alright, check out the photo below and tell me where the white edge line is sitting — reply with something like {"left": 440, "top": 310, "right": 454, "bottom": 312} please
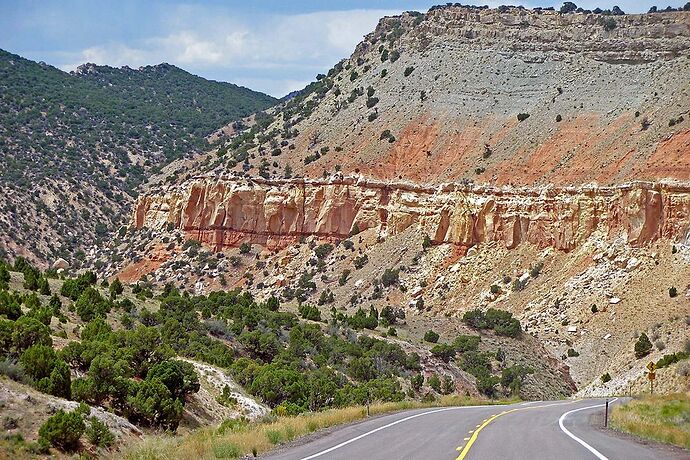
{"left": 558, "top": 398, "right": 618, "bottom": 460}
{"left": 520, "top": 400, "right": 544, "bottom": 406}
{"left": 299, "top": 405, "right": 495, "bottom": 460}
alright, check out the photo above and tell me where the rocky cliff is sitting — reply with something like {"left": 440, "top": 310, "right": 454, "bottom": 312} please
{"left": 134, "top": 176, "right": 690, "bottom": 252}
{"left": 116, "top": 5, "right": 690, "bottom": 399}
{"left": 182, "top": 6, "right": 690, "bottom": 187}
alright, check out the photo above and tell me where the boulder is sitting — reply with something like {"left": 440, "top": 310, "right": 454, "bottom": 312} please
{"left": 626, "top": 257, "right": 640, "bottom": 270}
{"left": 52, "top": 258, "right": 70, "bottom": 270}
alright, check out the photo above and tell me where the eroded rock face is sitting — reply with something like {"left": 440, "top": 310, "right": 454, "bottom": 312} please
{"left": 133, "top": 176, "right": 690, "bottom": 251}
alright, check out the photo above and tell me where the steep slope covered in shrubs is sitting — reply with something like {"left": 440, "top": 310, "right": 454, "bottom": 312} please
{"left": 0, "top": 50, "right": 276, "bottom": 266}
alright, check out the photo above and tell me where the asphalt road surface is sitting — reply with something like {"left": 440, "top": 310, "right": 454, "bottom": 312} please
{"left": 265, "top": 399, "right": 689, "bottom": 460}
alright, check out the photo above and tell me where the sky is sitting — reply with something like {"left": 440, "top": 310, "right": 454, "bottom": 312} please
{"left": 1, "top": 1, "right": 686, "bottom": 97}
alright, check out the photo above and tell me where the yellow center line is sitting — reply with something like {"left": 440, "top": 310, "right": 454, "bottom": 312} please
{"left": 455, "top": 400, "right": 581, "bottom": 460}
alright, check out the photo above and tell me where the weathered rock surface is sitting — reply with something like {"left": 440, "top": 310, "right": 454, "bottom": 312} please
{"left": 185, "top": 7, "right": 690, "bottom": 188}
{"left": 133, "top": 176, "right": 690, "bottom": 252}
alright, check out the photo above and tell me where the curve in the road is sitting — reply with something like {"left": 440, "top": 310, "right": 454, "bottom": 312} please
{"left": 455, "top": 400, "right": 580, "bottom": 459}
{"left": 301, "top": 405, "right": 489, "bottom": 460}
{"left": 265, "top": 398, "right": 676, "bottom": 460}
{"left": 558, "top": 398, "right": 618, "bottom": 460}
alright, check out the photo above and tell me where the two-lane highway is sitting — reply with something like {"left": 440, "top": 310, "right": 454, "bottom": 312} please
{"left": 265, "top": 399, "right": 688, "bottom": 460}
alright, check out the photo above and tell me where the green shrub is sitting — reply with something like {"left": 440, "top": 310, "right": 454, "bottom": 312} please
{"left": 462, "top": 309, "right": 487, "bottom": 329}
{"left": 600, "top": 17, "right": 617, "bottom": 31}
{"left": 339, "top": 269, "right": 350, "bottom": 286}
{"left": 500, "top": 365, "right": 533, "bottom": 395}
{"left": 0, "top": 357, "right": 30, "bottom": 383}
{"left": 38, "top": 410, "right": 85, "bottom": 451}
{"left": 669, "top": 286, "right": 678, "bottom": 298}
{"left": 85, "top": 417, "right": 115, "bottom": 448}
{"left": 635, "top": 333, "right": 653, "bottom": 359}
{"left": 441, "top": 375, "right": 454, "bottom": 395}
{"left": 366, "top": 97, "right": 379, "bottom": 108}
{"left": 453, "top": 335, "right": 481, "bottom": 353}
{"left": 213, "top": 441, "right": 241, "bottom": 458}
{"left": 317, "top": 290, "right": 334, "bottom": 306}
{"left": 410, "top": 374, "right": 423, "bottom": 391}
{"left": 314, "top": 243, "right": 333, "bottom": 259}
{"left": 129, "top": 379, "right": 184, "bottom": 431}
{"left": 381, "top": 268, "right": 399, "bottom": 287}
{"left": 298, "top": 304, "right": 321, "bottom": 322}
{"left": 529, "top": 261, "right": 544, "bottom": 278}
{"left": 430, "top": 344, "right": 456, "bottom": 363}
{"left": 404, "top": 66, "right": 415, "bottom": 77}
{"left": 0, "top": 291, "right": 22, "bottom": 320}
{"left": 379, "top": 130, "right": 395, "bottom": 143}
{"left": 428, "top": 374, "right": 441, "bottom": 392}
{"left": 47, "top": 360, "right": 71, "bottom": 399}
{"left": 12, "top": 316, "right": 52, "bottom": 353}
{"left": 656, "top": 351, "right": 690, "bottom": 369}
{"left": 517, "top": 113, "right": 530, "bottom": 122}
{"left": 60, "top": 272, "right": 96, "bottom": 301}
{"left": 74, "top": 287, "right": 110, "bottom": 322}
{"left": 109, "top": 278, "right": 123, "bottom": 299}
{"left": 146, "top": 360, "right": 200, "bottom": 401}
{"left": 560, "top": 1, "right": 577, "bottom": 13}
{"left": 601, "top": 372, "right": 612, "bottom": 383}
{"left": 423, "top": 330, "right": 439, "bottom": 343}
{"left": 354, "top": 255, "right": 369, "bottom": 269}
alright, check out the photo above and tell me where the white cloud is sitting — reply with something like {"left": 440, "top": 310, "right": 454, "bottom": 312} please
{"left": 59, "top": 43, "right": 149, "bottom": 71}
{"left": 57, "top": 7, "right": 394, "bottom": 95}
{"left": 234, "top": 77, "right": 313, "bottom": 98}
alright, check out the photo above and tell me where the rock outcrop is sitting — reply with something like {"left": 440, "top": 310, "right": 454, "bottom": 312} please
{"left": 191, "top": 7, "right": 690, "bottom": 188}
{"left": 133, "top": 176, "right": 690, "bottom": 252}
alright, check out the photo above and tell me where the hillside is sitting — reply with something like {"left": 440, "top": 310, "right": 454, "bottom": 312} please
{"left": 179, "top": 6, "right": 690, "bottom": 185}
{"left": 117, "top": 5, "right": 690, "bottom": 401}
{"left": 0, "top": 257, "right": 568, "bottom": 457}
{"left": 3, "top": 3, "right": 690, "bottom": 457}
{"left": 0, "top": 50, "right": 276, "bottom": 267}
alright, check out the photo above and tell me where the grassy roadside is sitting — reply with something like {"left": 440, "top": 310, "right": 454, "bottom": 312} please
{"left": 121, "top": 395, "right": 517, "bottom": 459}
{"left": 610, "top": 393, "right": 690, "bottom": 450}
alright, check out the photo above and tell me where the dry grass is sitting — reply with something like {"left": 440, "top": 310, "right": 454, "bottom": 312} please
{"left": 120, "top": 395, "right": 513, "bottom": 459}
{"left": 610, "top": 393, "right": 690, "bottom": 450}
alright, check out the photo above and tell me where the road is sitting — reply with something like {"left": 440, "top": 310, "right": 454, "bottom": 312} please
{"left": 265, "top": 399, "right": 689, "bottom": 460}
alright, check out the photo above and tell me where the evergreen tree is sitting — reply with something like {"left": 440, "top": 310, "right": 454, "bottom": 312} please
{"left": 635, "top": 333, "right": 653, "bottom": 359}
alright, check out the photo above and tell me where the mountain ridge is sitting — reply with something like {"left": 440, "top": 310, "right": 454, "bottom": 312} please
{"left": 0, "top": 48, "right": 277, "bottom": 267}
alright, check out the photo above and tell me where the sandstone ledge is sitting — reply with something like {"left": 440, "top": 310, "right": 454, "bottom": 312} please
{"left": 133, "top": 176, "right": 690, "bottom": 252}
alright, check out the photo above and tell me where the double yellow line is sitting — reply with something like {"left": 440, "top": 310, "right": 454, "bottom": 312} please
{"left": 456, "top": 400, "right": 581, "bottom": 460}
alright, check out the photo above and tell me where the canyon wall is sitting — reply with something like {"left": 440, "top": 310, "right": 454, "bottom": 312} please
{"left": 134, "top": 176, "right": 690, "bottom": 251}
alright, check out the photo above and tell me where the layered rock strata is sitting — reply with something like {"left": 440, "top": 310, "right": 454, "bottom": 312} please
{"left": 133, "top": 176, "right": 690, "bottom": 251}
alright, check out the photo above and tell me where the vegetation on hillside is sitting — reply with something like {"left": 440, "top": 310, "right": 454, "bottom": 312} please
{"left": 0, "top": 252, "right": 543, "bottom": 455}
{"left": 0, "top": 49, "right": 276, "bottom": 264}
